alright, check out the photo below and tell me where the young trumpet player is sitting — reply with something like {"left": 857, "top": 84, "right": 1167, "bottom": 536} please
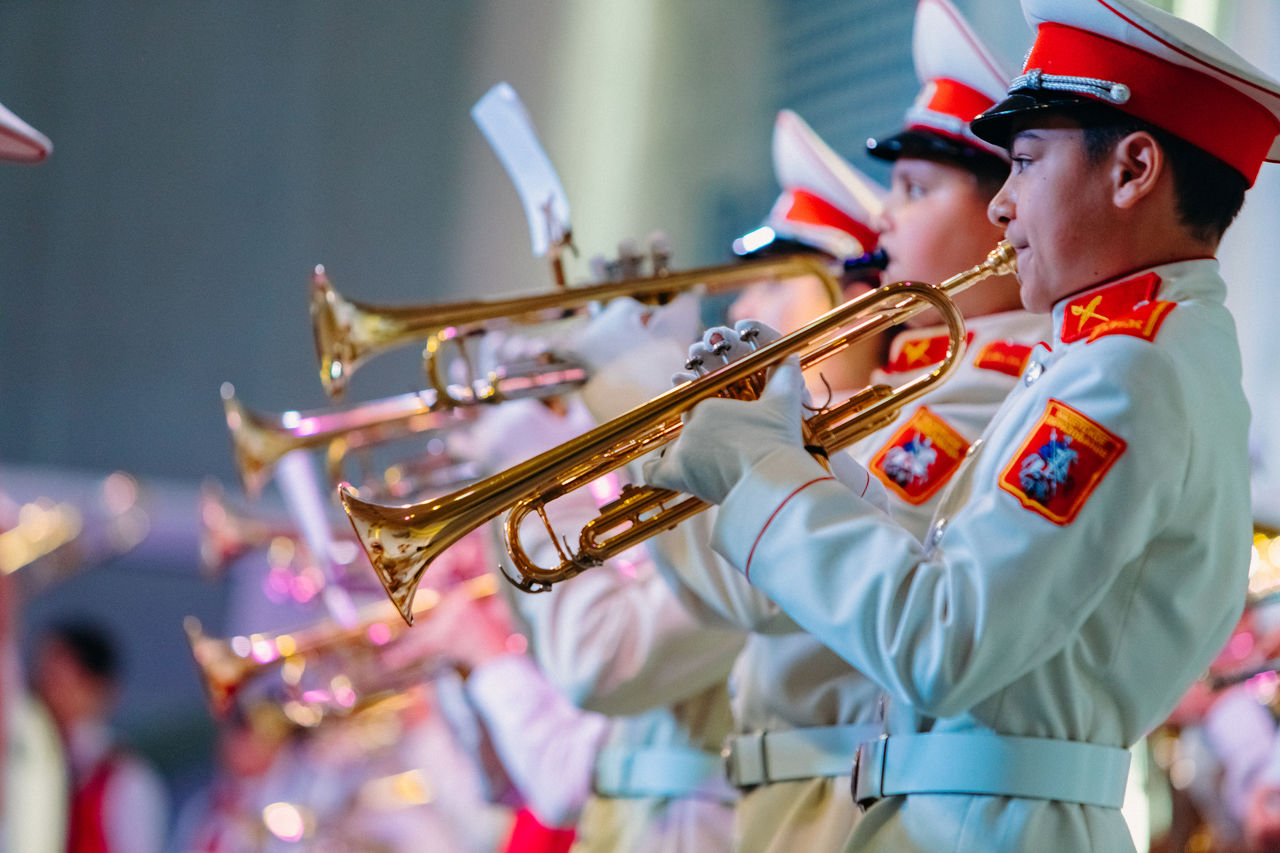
{"left": 646, "top": 0, "right": 1280, "bottom": 849}
{"left": 641, "top": 3, "right": 1051, "bottom": 850}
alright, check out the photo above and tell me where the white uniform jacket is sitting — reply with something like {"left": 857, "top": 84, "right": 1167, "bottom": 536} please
{"left": 648, "top": 310, "right": 1047, "bottom": 851}
{"left": 706, "top": 259, "right": 1251, "bottom": 852}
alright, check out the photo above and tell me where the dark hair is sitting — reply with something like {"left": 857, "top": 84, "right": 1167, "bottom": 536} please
{"left": 47, "top": 620, "right": 120, "bottom": 682}
{"left": 963, "top": 153, "right": 1013, "bottom": 199}
{"left": 1073, "top": 104, "right": 1247, "bottom": 243}
{"left": 867, "top": 129, "right": 1010, "bottom": 198}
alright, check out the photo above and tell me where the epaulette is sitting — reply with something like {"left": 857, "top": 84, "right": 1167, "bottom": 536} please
{"left": 972, "top": 340, "right": 1034, "bottom": 377}
{"left": 1059, "top": 272, "right": 1176, "bottom": 345}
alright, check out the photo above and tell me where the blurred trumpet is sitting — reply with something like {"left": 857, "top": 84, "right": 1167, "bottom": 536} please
{"left": 222, "top": 381, "right": 495, "bottom": 500}
{"left": 184, "top": 574, "right": 497, "bottom": 721}
{"left": 0, "top": 471, "right": 149, "bottom": 593}
{"left": 311, "top": 253, "right": 842, "bottom": 398}
{"left": 197, "top": 481, "right": 361, "bottom": 579}
{"left": 343, "top": 244, "right": 1015, "bottom": 623}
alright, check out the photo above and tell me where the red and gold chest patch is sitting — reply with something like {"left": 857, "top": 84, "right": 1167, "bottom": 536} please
{"left": 870, "top": 406, "right": 969, "bottom": 505}
{"left": 972, "top": 340, "right": 1034, "bottom": 377}
{"left": 884, "top": 331, "right": 974, "bottom": 374}
{"left": 998, "top": 399, "right": 1126, "bottom": 525}
{"left": 1060, "top": 272, "right": 1177, "bottom": 345}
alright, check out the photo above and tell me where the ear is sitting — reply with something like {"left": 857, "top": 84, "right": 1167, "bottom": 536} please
{"left": 1109, "top": 131, "right": 1164, "bottom": 209}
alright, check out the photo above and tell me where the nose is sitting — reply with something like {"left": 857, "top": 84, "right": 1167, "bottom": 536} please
{"left": 987, "top": 178, "right": 1014, "bottom": 228}
{"left": 870, "top": 203, "right": 891, "bottom": 234}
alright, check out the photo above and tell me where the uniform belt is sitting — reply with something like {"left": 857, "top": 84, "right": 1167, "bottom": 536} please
{"left": 852, "top": 733, "right": 1131, "bottom": 810}
{"left": 592, "top": 745, "right": 731, "bottom": 800}
{"left": 723, "top": 723, "right": 882, "bottom": 788}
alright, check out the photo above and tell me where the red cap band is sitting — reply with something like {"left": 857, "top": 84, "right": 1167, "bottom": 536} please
{"left": 923, "top": 78, "right": 997, "bottom": 123}
{"left": 1026, "top": 22, "right": 1280, "bottom": 182}
{"left": 783, "top": 189, "right": 878, "bottom": 251}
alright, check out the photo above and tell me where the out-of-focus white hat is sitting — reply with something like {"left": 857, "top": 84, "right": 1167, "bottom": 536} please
{"left": 735, "top": 109, "right": 885, "bottom": 263}
{"left": 867, "top": 0, "right": 1014, "bottom": 164}
{"left": 0, "top": 99, "right": 50, "bottom": 163}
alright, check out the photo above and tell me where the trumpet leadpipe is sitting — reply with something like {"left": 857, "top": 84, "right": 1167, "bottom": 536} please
{"left": 311, "top": 253, "right": 842, "bottom": 398}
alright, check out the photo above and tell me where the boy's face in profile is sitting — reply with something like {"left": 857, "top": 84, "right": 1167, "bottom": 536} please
{"left": 988, "top": 115, "right": 1116, "bottom": 313}
{"left": 877, "top": 157, "right": 1005, "bottom": 292}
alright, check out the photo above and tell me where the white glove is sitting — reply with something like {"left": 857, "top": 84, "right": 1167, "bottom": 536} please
{"left": 643, "top": 357, "right": 806, "bottom": 504}
{"left": 449, "top": 395, "right": 597, "bottom": 475}
{"left": 566, "top": 293, "right": 701, "bottom": 423}
{"left": 658, "top": 318, "right": 892, "bottom": 511}
{"left": 672, "top": 319, "right": 781, "bottom": 386}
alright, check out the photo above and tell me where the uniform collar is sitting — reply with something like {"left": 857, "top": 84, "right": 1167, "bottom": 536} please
{"left": 1050, "top": 257, "right": 1221, "bottom": 345}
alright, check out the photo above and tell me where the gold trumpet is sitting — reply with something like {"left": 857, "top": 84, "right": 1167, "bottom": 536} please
{"left": 311, "top": 253, "right": 843, "bottom": 398}
{"left": 184, "top": 574, "right": 497, "bottom": 720}
{"left": 222, "top": 381, "right": 491, "bottom": 499}
{"left": 342, "top": 244, "right": 1016, "bottom": 624}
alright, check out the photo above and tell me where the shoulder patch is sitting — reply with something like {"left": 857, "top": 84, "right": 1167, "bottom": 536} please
{"left": 870, "top": 406, "right": 969, "bottom": 505}
{"left": 1060, "top": 271, "right": 1176, "bottom": 345}
{"left": 998, "top": 399, "right": 1126, "bottom": 525}
{"left": 973, "top": 340, "right": 1034, "bottom": 377}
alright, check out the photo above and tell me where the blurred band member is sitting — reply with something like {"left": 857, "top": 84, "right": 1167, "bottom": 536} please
{"left": 33, "top": 621, "right": 168, "bottom": 853}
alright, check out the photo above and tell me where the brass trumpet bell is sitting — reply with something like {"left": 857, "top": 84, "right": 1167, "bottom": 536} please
{"left": 221, "top": 382, "right": 481, "bottom": 499}
{"left": 342, "top": 244, "right": 1016, "bottom": 625}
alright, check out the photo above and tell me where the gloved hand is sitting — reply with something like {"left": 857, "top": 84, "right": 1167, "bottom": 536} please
{"left": 643, "top": 356, "right": 806, "bottom": 505}
{"left": 449, "top": 395, "right": 597, "bottom": 476}
{"left": 655, "top": 318, "right": 891, "bottom": 511}
{"left": 565, "top": 293, "right": 701, "bottom": 423}
{"left": 671, "top": 319, "right": 782, "bottom": 386}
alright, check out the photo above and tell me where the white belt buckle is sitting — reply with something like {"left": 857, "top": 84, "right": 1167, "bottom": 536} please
{"left": 723, "top": 731, "right": 767, "bottom": 789}
{"left": 852, "top": 735, "right": 888, "bottom": 811}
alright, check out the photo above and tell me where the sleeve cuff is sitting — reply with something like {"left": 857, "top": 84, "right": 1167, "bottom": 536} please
{"left": 711, "top": 444, "right": 834, "bottom": 578}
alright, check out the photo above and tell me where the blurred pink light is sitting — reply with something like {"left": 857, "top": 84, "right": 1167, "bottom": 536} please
{"left": 367, "top": 623, "right": 392, "bottom": 645}
{"left": 1227, "top": 631, "right": 1255, "bottom": 661}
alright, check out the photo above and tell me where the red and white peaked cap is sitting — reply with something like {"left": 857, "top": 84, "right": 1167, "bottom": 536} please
{"left": 0, "top": 99, "right": 50, "bottom": 164}
{"left": 735, "top": 110, "right": 885, "bottom": 262}
{"left": 971, "top": 0, "right": 1280, "bottom": 185}
{"left": 868, "top": 0, "right": 1014, "bottom": 163}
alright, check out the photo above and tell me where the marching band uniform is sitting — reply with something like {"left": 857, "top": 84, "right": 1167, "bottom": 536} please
{"left": 647, "top": 6, "right": 1046, "bottom": 851}
{"left": 652, "top": 305, "right": 1047, "bottom": 853}
{"left": 646, "top": 0, "right": 1280, "bottom": 850}
{"left": 461, "top": 301, "right": 744, "bottom": 852}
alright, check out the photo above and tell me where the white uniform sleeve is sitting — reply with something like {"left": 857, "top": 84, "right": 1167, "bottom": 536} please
{"left": 711, "top": 337, "right": 1235, "bottom": 719}
{"left": 645, "top": 449, "right": 890, "bottom": 635}
{"left": 466, "top": 653, "right": 608, "bottom": 827}
{"left": 512, "top": 555, "right": 744, "bottom": 715}
{"left": 103, "top": 754, "right": 168, "bottom": 853}
{"left": 647, "top": 511, "right": 794, "bottom": 633}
